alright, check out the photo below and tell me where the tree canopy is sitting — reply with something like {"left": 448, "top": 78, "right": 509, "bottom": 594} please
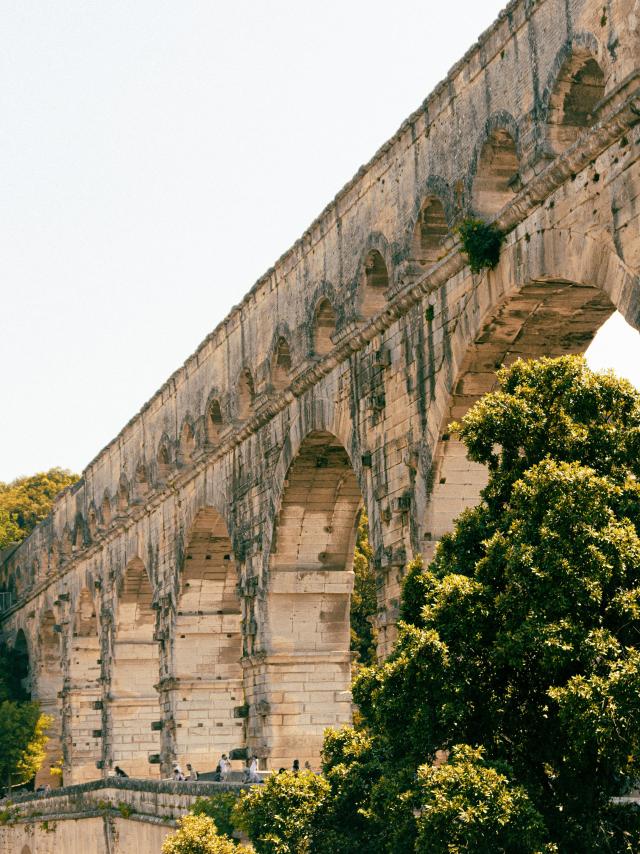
{"left": 161, "top": 813, "right": 249, "bottom": 854}
{"left": 0, "top": 468, "right": 79, "bottom": 550}
{"left": 0, "top": 639, "right": 50, "bottom": 792}
{"left": 237, "top": 356, "right": 640, "bottom": 853}
{"left": 0, "top": 700, "right": 50, "bottom": 792}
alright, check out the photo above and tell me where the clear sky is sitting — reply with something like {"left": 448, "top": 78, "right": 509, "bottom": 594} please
{"left": 1, "top": 1, "right": 638, "bottom": 483}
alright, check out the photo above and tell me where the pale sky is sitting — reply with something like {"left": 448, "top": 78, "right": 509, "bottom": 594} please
{"left": 1, "top": 1, "right": 638, "bottom": 483}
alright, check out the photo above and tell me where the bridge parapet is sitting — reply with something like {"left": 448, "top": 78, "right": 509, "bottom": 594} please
{"left": 3, "top": 776, "right": 247, "bottom": 821}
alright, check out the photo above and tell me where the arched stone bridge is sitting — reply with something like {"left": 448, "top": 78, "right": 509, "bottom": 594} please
{"left": 1, "top": 0, "right": 639, "bottom": 787}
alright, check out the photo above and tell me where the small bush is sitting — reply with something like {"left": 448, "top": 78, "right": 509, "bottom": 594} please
{"left": 161, "top": 813, "right": 248, "bottom": 854}
{"left": 457, "top": 218, "right": 505, "bottom": 273}
{"left": 193, "top": 791, "right": 239, "bottom": 838}
{"left": 117, "top": 801, "right": 134, "bottom": 818}
{"left": 233, "top": 770, "right": 330, "bottom": 854}
{"left": 0, "top": 806, "right": 16, "bottom": 826}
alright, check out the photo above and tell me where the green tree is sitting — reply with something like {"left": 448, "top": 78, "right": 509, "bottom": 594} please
{"left": 415, "top": 744, "right": 551, "bottom": 853}
{"left": 260, "top": 357, "right": 640, "bottom": 853}
{"left": 0, "top": 639, "right": 29, "bottom": 701}
{"left": 0, "top": 700, "right": 51, "bottom": 792}
{"left": 233, "top": 770, "right": 330, "bottom": 854}
{"left": 192, "top": 792, "right": 240, "bottom": 838}
{"left": 350, "top": 512, "right": 378, "bottom": 667}
{"left": 0, "top": 468, "right": 79, "bottom": 550}
{"left": 352, "top": 356, "right": 640, "bottom": 851}
{"left": 161, "top": 813, "right": 248, "bottom": 854}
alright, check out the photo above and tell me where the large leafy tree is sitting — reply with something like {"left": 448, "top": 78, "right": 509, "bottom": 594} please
{"left": 0, "top": 641, "right": 50, "bottom": 793}
{"left": 243, "top": 357, "right": 640, "bottom": 853}
{"left": 0, "top": 467, "right": 78, "bottom": 550}
{"left": 0, "top": 700, "right": 50, "bottom": 793}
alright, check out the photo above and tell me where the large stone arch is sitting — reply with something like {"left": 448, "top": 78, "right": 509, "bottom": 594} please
{"left": 12, "top": 627, "right": 31, "bottom": 699}
{"left": 168, "top": 505, "right": 244, "bottom": 770}
{"left": 255, "top": 427, "right": 365, "bottom": 768}
{"left": 34, "top": 608, "right": 64, "bottom": 788}
{"left": 109, "top": 556, "right": 161, "bottom": 778}
{"left": 66, "top": 587, "right": 102, "bottom": 784}
{"left": 420, "top": 227, "right": 640, "bottom": 564}
{"left": 260, "top": 395, "right": 359, "bottom": 572}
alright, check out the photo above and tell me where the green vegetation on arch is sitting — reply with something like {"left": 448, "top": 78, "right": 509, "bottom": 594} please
{"left": 457, "top": 217, "right": 505, "bottom": 273}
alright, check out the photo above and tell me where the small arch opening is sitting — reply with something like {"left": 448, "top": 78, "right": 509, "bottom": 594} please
{"left": 61, "top": 526, "right": 72, "bottom": 559}
{"left": 548, "top": 50, "right": 605, "bottom": 155}
{"left": 116, "top": 476, "right": 129, "bottom": 514}
{"left": 72, "top": 517, "right": 85, "bottom": 551}
{"left": 412, "top": 197, "right": 449, "bottom": 265}
{"left": 313, "top": 298, "right": 337, "bottom": 356}
{"left": 135, "top": 461, "right": 150, "bottom": 498}
{"left": 237, "top": 370, "right": 255, "bottom": 420}
{"left": 157, "top": 445, "right": 171, "bottom": 482}
{"left": 359, "top": 250, "right": 390, "bottom": 319}
{"left": 101, "top": 494, "right": 112, "bottom": 527}
{"left": 471, "top": 128, "right": 519, "bottom": 219}
{"left": 87, "top": 506, "right": 98, "bottom": 538}
{"left": 179, "top": 422, "right": 196, "bottom": 466}
{"left": 207, "top": 400, "right": 224, "bottom": 443}
{"left": 272, "top": 337, "right": 292, "bottom": 391}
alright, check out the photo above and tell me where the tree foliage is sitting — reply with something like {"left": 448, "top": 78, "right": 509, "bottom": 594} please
{"left": 233, "top": 770, "right": 330, "bottom": 854}
{"left": 161, "top": 814, "right": 249, "bottom": 854}
{"left": 415, "top": 745, "right": 552, "bottom": 854}
{"left": 0, "top": 700, "right": 51, "bottom": 791}
{"left": 0, "top": 639, "right": 29, "bottom": 702}
{"left": 241, "top": 356, "right": 640, "bottom": 852}
{"left": 350, "top": 512, "right": 377, "bottom": 667}
{"left": 0, "top": 468, "right": 79, "bottom": 550}
{"left": 193, "top": 792, "right": 240, "bottom": 839}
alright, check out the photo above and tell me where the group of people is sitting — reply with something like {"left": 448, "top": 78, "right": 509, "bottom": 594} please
{"left": 171, "top": 763, "right": 199, "bottom": 781}
{"left": 214, "top": 753, "right": 259, "bottom": 783}
{"left": 278, "top": 759, "right": 313, "bottom": 774}
{"left": 112, "top": 755, "right": 313, "bottom": 783}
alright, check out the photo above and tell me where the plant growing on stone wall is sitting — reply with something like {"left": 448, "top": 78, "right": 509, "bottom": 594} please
{"left": 0, "top": 805, "right": 16, "bottom": 826}
{"left": 457, "top": 218, "right": 505, "bottom": 273}
{"left": 117, "top": 801, "right": 134, "bottom": 818}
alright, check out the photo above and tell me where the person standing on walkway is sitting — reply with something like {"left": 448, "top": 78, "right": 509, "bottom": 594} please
{"left": 219, "top": 753, "right": 230, "bottom": 782}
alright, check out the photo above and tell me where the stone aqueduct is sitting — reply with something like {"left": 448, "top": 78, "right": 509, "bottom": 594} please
{"left": 1, "top": 0, "right": 639, "bottom": 788}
